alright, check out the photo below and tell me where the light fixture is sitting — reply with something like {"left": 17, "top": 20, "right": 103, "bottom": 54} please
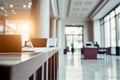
{"left": 29, "top": 2, "right": 32, "bottom": 5}
{"left": 27, "top": 2, "right": 32, "bottom": 8}
{"left": 23, "top": 5, "right": 26, "bottom": 8}
{"left": 10, "top": 4, "right": 13, "bottom": 8}
{"left": 28, "top": 5, "right": 31, "bottom": 8}
{"left": 0, "top": 6, "right": 4, "bottom": 10}
{"left": 11, "top": 9, "right": 16, "bottom": 14}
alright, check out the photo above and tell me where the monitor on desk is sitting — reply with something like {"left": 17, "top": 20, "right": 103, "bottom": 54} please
{"left": 85, "top": 42, "right": 94, "bottom": 47}
{"left": 0, "top": 34, "right": 22, "bottom": 52}
{"left": 47, "top": 38, "right": 57, "bottom": 47}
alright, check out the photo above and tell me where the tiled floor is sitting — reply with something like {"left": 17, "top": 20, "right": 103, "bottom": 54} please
{"left": 58, "top": 49, "right": 120, "bottom": 80}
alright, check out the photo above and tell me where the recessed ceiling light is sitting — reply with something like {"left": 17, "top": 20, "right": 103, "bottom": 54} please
{"left": 23, "top": 5, "right": 26, "bottom": 8}
{"left": 0, "top": 6, "right": 4, "bottom": 10}
{"left": 28, "top": 5, "right": 31, "bottom": 8}
{"left": 29, "top": 2, "right": 32, "bottom": 5}
{"left": 10, "top": 4, "right": 13, "bottom": 8}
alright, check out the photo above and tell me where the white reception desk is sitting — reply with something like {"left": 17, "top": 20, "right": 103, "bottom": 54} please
{"left": 0, "top": 47, "right": 59, "bottom": 80}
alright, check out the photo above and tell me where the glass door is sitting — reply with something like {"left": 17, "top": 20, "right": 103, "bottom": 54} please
{"left": 65, "top": 26, "right": 83, "bottom": 54}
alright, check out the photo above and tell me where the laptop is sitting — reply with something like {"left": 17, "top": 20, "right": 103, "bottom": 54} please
{"left": 31, "top": 38, "right": 47, "bottom": 47}
{"left": 0, "top": 34, "right": 22, "bottom": 53}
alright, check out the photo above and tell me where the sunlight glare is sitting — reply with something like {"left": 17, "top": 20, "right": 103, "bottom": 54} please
{"left": 21, "top": 24, "right": 29, "bottom": 31}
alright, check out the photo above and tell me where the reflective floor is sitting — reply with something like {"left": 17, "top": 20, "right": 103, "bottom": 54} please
{"left": 58, "top": 49, "right": 120, "bottom": 80}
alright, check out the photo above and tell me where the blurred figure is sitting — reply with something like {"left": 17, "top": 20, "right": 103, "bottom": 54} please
{"left": 94, "top": 42, "right": 99, "bottom": 48}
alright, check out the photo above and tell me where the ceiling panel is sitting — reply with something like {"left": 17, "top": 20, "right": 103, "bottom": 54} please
{"left": 0, "top": 0, "right": 31, "bottom": 18}
{"left": 1, "top": 0, "right": 31, "bottom": 8}
{"left": 68, "top": 0, "right": 101, "bottom": 18}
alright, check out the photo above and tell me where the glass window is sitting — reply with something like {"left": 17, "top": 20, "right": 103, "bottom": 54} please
{"left": 104, "top": 21, "right": 110, "bottom": 47}
{"left": 119, "top": 14, "right": 120, "bottom": 46}
{"left": 104, "top": 15, "right": 109, "bottom": 22}
{"left": 100, "top": 19, "right": 104, "bottom": 24}
{"left": 6, "top": 22, "right": 17, "bottom": 34}
{"left": 17, "top": 23, "right": 30, "bottom": 46}
{"left": 115, "top": 5, "right": 120, "bottom": 15}
{"left": 110, "top": 17, "right": 116, "bottom": 47}
{"left": 100, "top": 24, "right": 105, "bottom": 47}
{"left": 117, "top": 14, "right": 120, "bottom": 46}
{"left": 100, "top": 4, "right": 120, "bottom": 49}
{"left": 110, "top": 11, "right": 115, "bottom": 18}
{"left": 115, "top": 6, "right": 119, "bottom": 15}
{"left": 65, "top": 27, "right": 83, "bottom": 34}
{"left": 118, "top": 5, "right": 120, "bottom": 14}
{"left": 6, "top": 21, "right": 30, "bottom": 46}
{"left": 65, "top": 26, "right": 83, "bottom": 50}
{"left": 0, "top": 25, "right": 3, "bottom": 34}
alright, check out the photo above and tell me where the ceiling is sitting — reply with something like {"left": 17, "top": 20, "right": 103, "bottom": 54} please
{"left": 0, "top": 0, "right": 120, "bottom": 20}
{"left": 93, "top": 0, "right": 120, "bottom": 19}
{"left": 53, "top": 0, "right": 120, "bottom": 20}
{"left": 0, "top": 0, "right": 31, "bottom": 19}
{"left": 51, "top": 0, "right": 104, "bottom": 19}
{"left": 65, "top": 0, "right": 102, "bottom": 19}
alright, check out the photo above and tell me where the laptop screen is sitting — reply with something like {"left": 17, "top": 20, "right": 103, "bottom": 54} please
{"left": 0, "top": 34, "right": 22, "bottom": 52}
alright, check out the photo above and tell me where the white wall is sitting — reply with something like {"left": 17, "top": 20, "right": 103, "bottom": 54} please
{"left": 93, "top": 19, "right": 101, "bottom": 46}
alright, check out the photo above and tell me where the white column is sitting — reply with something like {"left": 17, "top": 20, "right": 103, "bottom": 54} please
{"left": 56, "top": 18, "right": 61, "bottom": 48}
{"left": 93, "top": 19, "right": 101, "bottom": 45}
{"left": 51, "top": 18, "right": 57, "bottom": 38}
{"left": 30, "top": 0, "right": 50, "bottom": 38}
{"left": 38, "top": 0, "right": 50, "bottom": 38}
{"left": 56, "top": 18, "right": 65, "bottom": 51}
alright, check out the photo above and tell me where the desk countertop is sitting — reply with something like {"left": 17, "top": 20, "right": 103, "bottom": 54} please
{"left": 0, "top": 47, "right": 59, "bottom": 80}
{"left": 0, "top": 47, "right": 58, "bottom": 66}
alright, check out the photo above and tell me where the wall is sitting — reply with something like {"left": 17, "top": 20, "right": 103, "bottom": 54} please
{"left": 86, "top": 20, "right": 94, "bottom": 42}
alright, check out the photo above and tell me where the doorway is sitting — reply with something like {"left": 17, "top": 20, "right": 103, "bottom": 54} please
{"left": 65, "top": 25, "right": 83, "bottom": 54}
